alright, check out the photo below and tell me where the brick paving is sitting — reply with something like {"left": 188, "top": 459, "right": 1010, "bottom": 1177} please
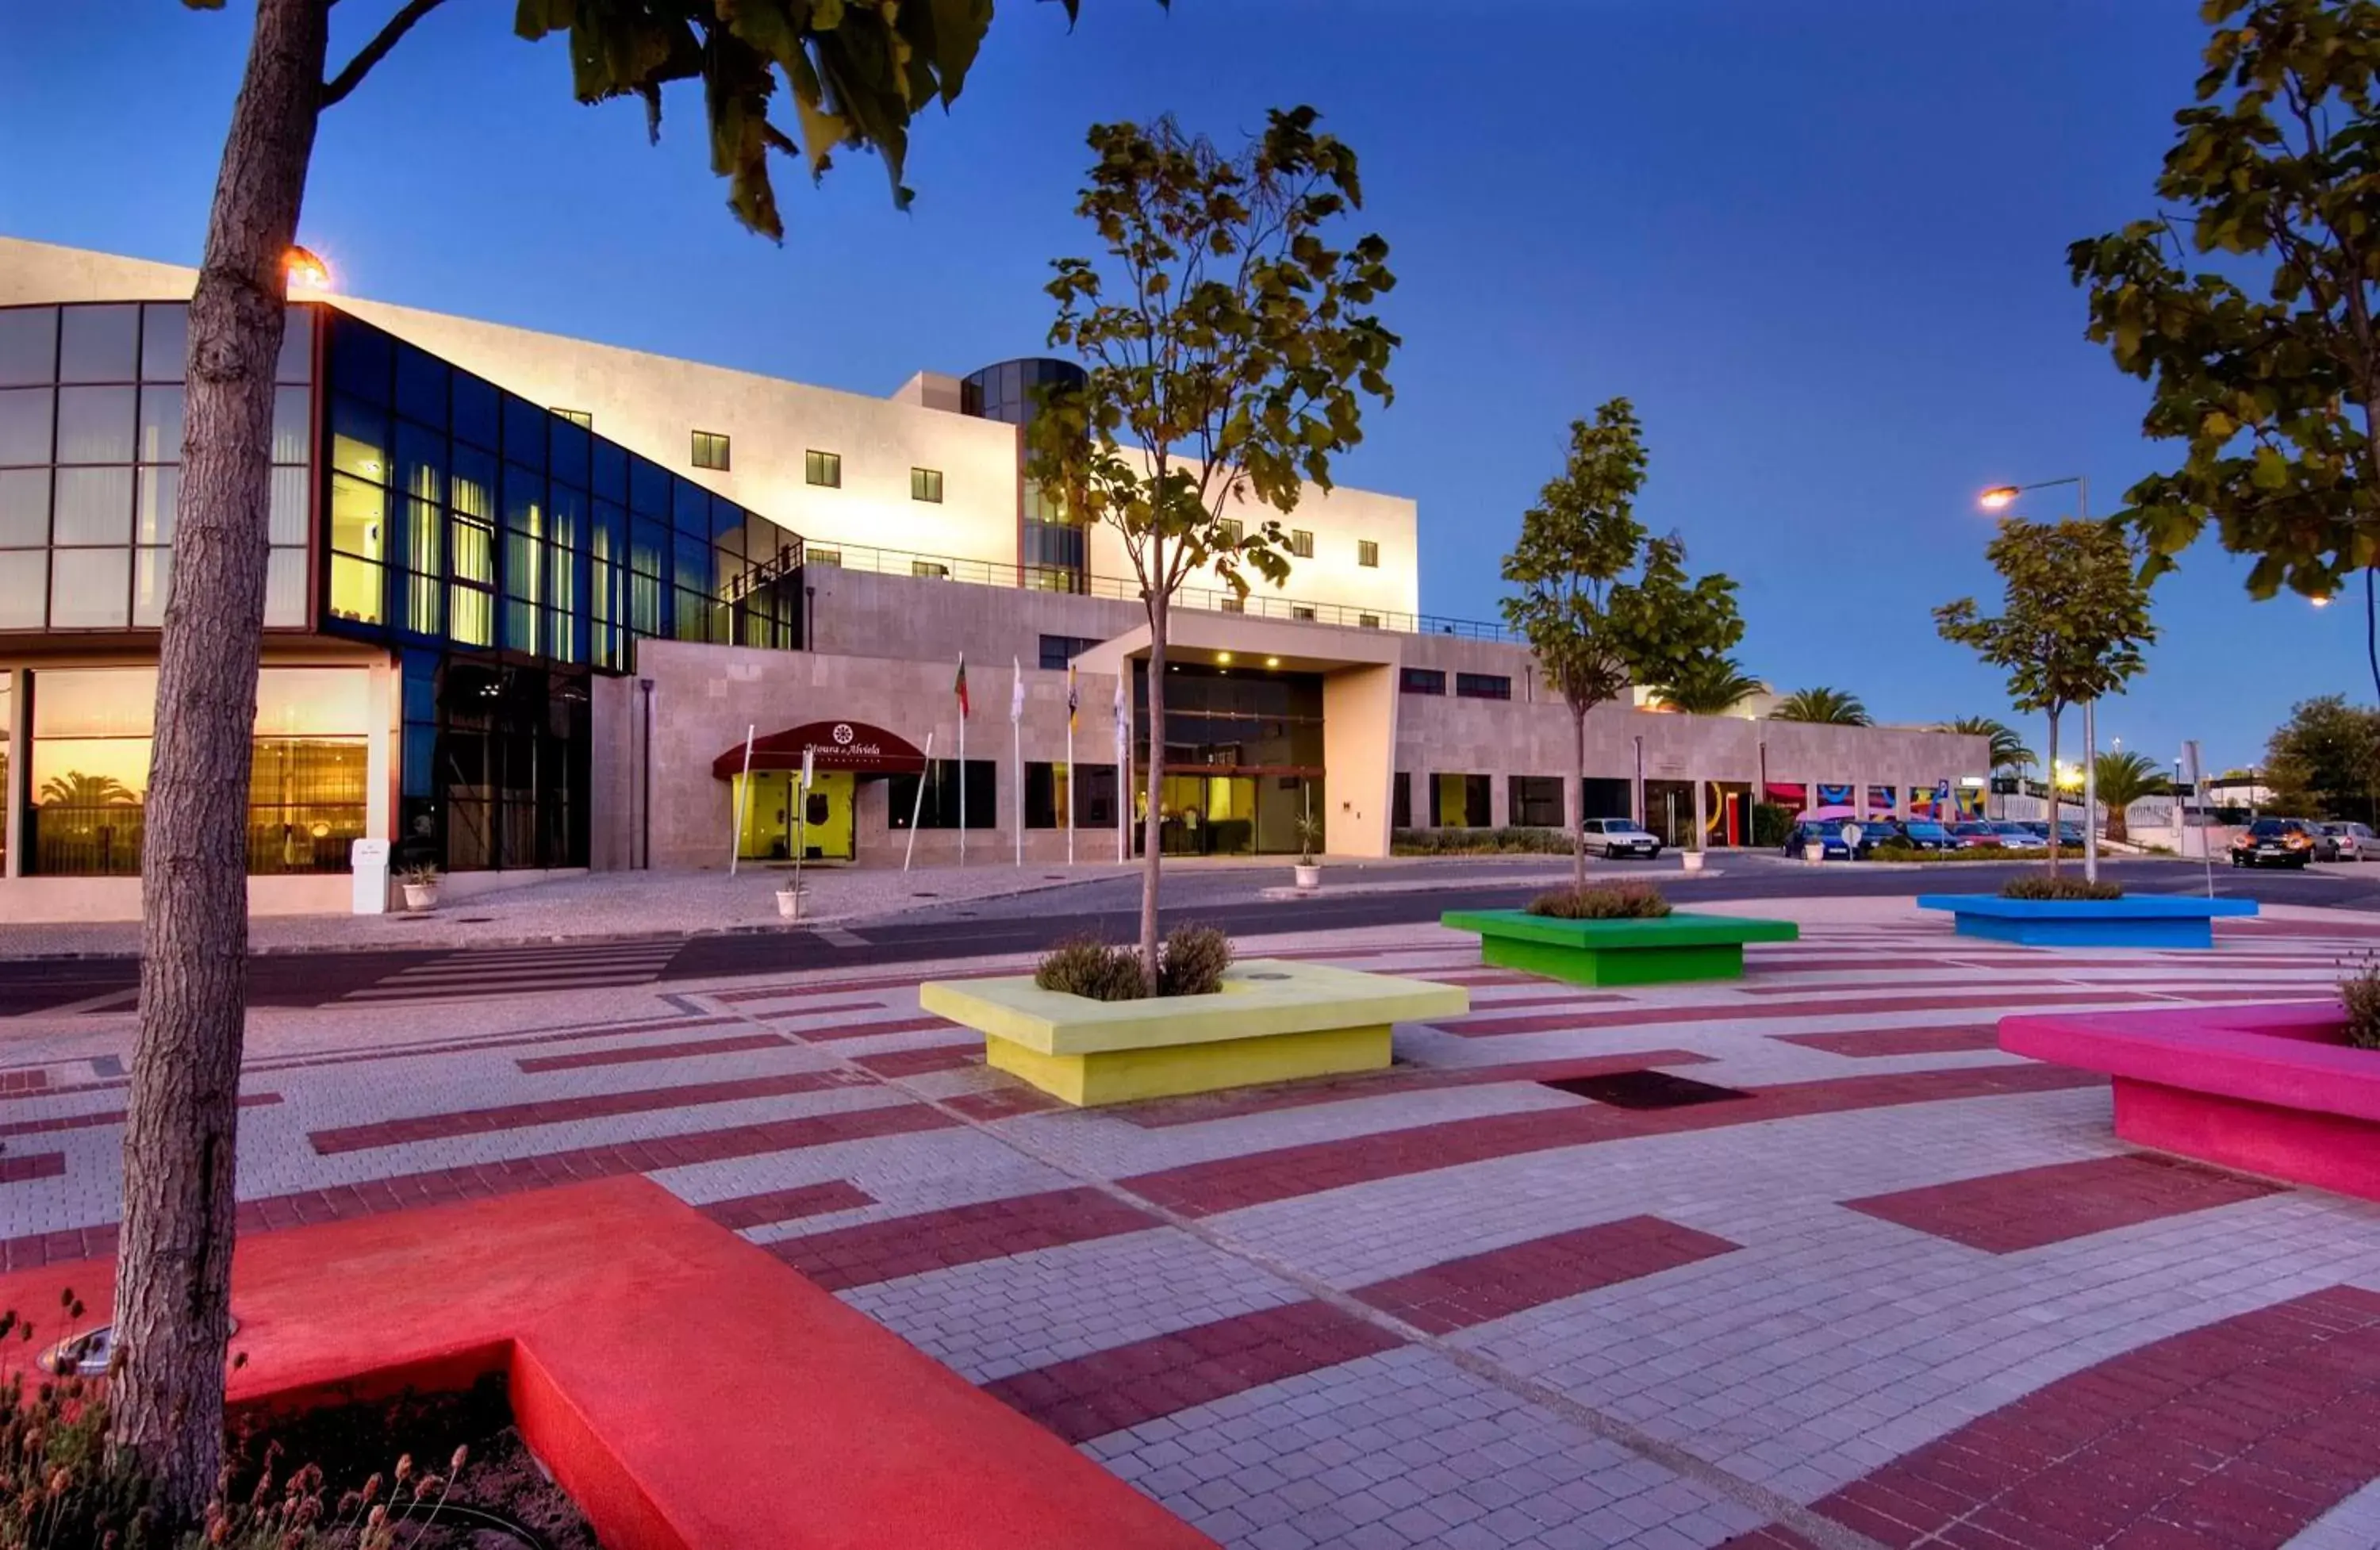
{"left": 2, "top": 906, "right": 2377, "bottom": 1548}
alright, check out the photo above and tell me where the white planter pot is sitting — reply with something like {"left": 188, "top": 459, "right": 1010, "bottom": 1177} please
{"left": 401, "top": 882, "right": 439, "bottom": 911}
{"left": 1292, "top": 863, "right": 1322, "bottom": 890}
{"left": 1803, "top": 843, "right": 1826, "bottom": 863}
{"left": 1681, "top": 852, "right": 1706, "bottom": 873}
{"left": 776, "top": 888, "right": 803, "bottom": 920}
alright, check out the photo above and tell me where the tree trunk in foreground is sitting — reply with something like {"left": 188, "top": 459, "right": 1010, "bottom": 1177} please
{"left": 1140, "top": 571, "right": 1167, "bottom": 983}
{"left": 1570, "top": 708, "right": 1587, "bottom": 890}
{"left": 113, "top": 0, "right": 325, "bottom": 1517}
{"left": 2043, "top": 709, "right": 2062, "bottom": 879}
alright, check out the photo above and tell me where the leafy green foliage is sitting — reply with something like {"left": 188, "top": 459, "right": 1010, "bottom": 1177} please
{"left": 1750, "top": 803, "right": 1797, "bottom": 848}
{"left": 508, "top": 0, "right": 1046, "bottom": 240}
{"left": 2070, "top": 0, "right": 2380, "bottom": 624}
{"left": 2343, "top": 956, "right": 2380, "bottom": 1049}
{"left": 1770, "top": 687, "right": 1871, "bottom": 726}
{"left": 2000, "top": 874, "right": 2126, "bottom": 901}
{"left": 1526, "top": 882, "right": 1672, "bottom": 919}
{"left": 2265, "top": 693, "right": 2380, "bottom": 818}
{"left": 1389, "top": 827, "right": 1572, "bottom": 856}
{"left": 1869, "top": 843, "right": 2035, "bottom": 862}
{"left": 1154, "top": 923, "right": 1234, "bottom": 997}
{"left": 1025, "top": 107, "right": 1397, "bottom": 608}
{"left": 2093, "top": 750, "right": 2173, "bottom": 842}
{"left": 1035, "top": 936, "right": 1151, "bottom": 1001}
{"left": 1938, "top": 716, "right": 2036, "bottom": 773}
{"left": 1651, "top": 656, "right": 1764, "bottom": 716}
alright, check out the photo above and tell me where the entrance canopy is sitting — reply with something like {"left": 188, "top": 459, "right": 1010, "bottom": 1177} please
{"left": 710, "top": 720, "right": 927, "bottom": 779}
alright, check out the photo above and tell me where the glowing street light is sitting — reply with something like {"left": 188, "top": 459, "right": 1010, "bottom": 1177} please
{"left": 1979, "top": 485, "right": 2021, "bottom": 510}
{"left": 284, "top": 245, "right": 332, "bottom": 290}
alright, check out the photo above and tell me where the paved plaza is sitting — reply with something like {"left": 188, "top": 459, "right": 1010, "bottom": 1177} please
{"left": 2, "top": 900, "right": 2377, "bottom": 1548}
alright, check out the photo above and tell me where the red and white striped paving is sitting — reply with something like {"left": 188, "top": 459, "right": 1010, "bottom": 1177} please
{"left": 1, "top": 904, "right": 2376, "bottom": 1548}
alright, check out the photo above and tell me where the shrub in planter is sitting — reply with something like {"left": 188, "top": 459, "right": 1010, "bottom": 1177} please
{"left": 1526, "top": 882, "right": 1672, "bottom": 920}
{"left": 2344, "top": 958, "right": 2380, "bottom": 1051}
{"left": 1750, "top": 803, "right": 1797, "bottom": 849}
{"left": 1999, "top": 874, "right": 2125, "bottom": 901}
{"left": 1034, "top": 924, "right": 1238, "bottom": 1001}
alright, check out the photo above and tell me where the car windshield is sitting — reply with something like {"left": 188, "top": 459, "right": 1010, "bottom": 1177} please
{"left": 1804, "top": 821, "right": 1843, "bottom": 836}
{"left": 1905, "top": 823, "right": 1948, "bottom": 837}
{"left": 2248, "top": 819, "right": 2290, "bottom": 836}
{"left": 1990, "top": 822, "right": 2033, "bottom": 834}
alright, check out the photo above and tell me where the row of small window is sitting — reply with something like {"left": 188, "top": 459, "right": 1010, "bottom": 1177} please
{"left": 1210, "top": 520, "right": 1376, "bottom": 568}
{"left": 0, "top": 302, "right": 313, "bottom": 390}
{"left": 1392, "top": 773, "right": 1635, "bottom": 830}
{"left": 886, "top": 760, "right": 1121, "bottom": 830}
{"left": 1398, "top": 668, "right": 1512, "bottom": 700}
{"left": 0, "top": 381, "right": 313, "bottom": 470}
{"left": 685, "top": 432, "right": 946, "bottom": 505}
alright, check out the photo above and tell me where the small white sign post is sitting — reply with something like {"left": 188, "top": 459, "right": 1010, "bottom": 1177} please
{"left": 1841, "top": 822, "right": 1864, "bottom": 858}
{"left": 791, "top": 744, "right": 815, "bottom": 911}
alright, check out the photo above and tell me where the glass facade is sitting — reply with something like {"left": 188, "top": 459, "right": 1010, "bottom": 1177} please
{"left": 962, "top": 357, "right": 1087, "bottom": 593}
{"left": 0, "top": 301, "right": 313, "bottom": 631}
{"left": 1134, "top": 662, "right": 1324, "bottom": 854}
{"left": 23, "top": 665, "right": 367, "bottom": 877}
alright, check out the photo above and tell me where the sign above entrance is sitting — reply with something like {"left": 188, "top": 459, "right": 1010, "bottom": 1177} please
{"left": 709, "top": 720, "right": 928, "bottom": 778}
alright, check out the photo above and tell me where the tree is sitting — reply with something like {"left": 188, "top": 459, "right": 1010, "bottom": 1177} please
{"left": 1500, "top": 399, "right": 1743, "bottom": 886}
{"left": 2071, "top": 0, "right": 2380, "bottom": 703}
{"left": 1651, "top": 656, "right": 1764, "bottom": 716}
{"left": 125, "top": 0, "right": 1060, "bottom": 1516}
{"left": 1771, "top": 687, "right": 1871, "bottom": 726}
{"left": 1938, "top": 715, "right": 2036, "bottom": 776}
{"left": 2093, "top": 750, "right": 2173, "bottom": 843}
{"left": 2264, "top": 693, "right": 2380, "bottom": 819}
{"left": 1027, "top": 109, "right": 1397, "bottom": 975}
{"left": 36, "top": 772, "right": 138, "bottom": 808}
{"left": 1935, "top": 518, "right": 2158, "bottom": 876}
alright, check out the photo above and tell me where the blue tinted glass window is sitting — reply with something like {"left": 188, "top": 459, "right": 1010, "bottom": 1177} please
{"left": 59, "top": 305, "right": 138, "bottom": 384}
{"left": 709, "top": 496, "right": 744, "bottom": 555}
{"left": 276, "top": 307, "right": 314, "bottom": 385}
{"left": 549, "top": 416, "right": 589, "bottom": 489}
{"left": 502, "top": 463, "right": 544, "bottom": 535}
{"left": 671, "top": 476, "right": 708, "bottom": 535}
{"left": 628, "top": 455, "right": 669, "bottom": 516}
{"left": 0, "top": 388, "right": 54, "bottom": 466}
{"left": 136, "top": 386, "right": 184, "bottom": 462}
{"left": 674, "top": 532, "right": 709, "bottom": 593}
{"left": 631, "top": 516, "right": 667, "bottom": 577}
{"left": 394, "top": 343, "right": 448, "bottom": 429}
{"left": 56, "top": 386, "right": 135, "bottom": 463}
{"left": 590, "top": 440, "right": 625, "bottom": 501}
{"left": 548, "top": 481, "right": 585, "bottom": 551}
{"left": 451, "top": 372, "right": 497, "bottom": 449}
{"left": 501, "top": 394, "right": 546, "bottom": 472}
{"left": 327, "top": 316, "right": 390, "bottom": 404}
{"left": 139, "top": 305, "right": 188, "bottom": 383}
{"left": 0, "top": 309, "right": 58, "bottom": 388}
{"left": 394, "top": 419, "right": 445, "bottom": 505}
{"left": 590, "top": 498, "right": 625, "bottom": 566}
{"left": 450, "top": 443, "right": 497, "bottom": 522}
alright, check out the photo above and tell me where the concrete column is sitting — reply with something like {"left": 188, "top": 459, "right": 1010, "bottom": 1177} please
{"left": 2, "top": 667, "right": 24, "bottom": 879}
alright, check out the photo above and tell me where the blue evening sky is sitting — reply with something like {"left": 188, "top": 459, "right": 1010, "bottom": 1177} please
{"left": 0, "top": 1, "right": 2346, "bottom": 773}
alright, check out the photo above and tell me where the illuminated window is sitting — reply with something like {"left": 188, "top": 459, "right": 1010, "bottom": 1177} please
{"left": 1219, "top": 517, "right": 1243, "bottom": 546}
{"left": 553, "top": 408, "right": 593, "bottom": 429}
{"left": 1292, "top": 604, "right": 1316, "bottom": 622}
{"left": 911, "top": 466, "right": 942, "bottom": 502}
{"left": 1290, "top": 528, "right": 1314, "bottom": 558}
{"left": 912, "top": 559, "right": 949, "bottom": 579}
{"left": 1358, "top": 612, "right": 1380, "bottom": 628}
{"left": 805, "top": 449, "right": 841, "bottom": 488}
{"left": 1357, "top": 539, "right": 1379, "bottom": 568}
{"left": 692, "top": 430, "right": 731, "bottom": 471}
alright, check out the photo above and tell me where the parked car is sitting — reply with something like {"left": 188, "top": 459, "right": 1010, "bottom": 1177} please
{"left": 2017, "top": 820, "right": 2089, "bottom": 848}
{"left": 1784, "top": 819, "right": 1894, "bottom": 860}
{"left": 2231, "top": 816, "right": 2318, "bottom": 869}
{"left": 1986, "top": 821, "right": 2049, "bottom": 850}
{"left": 1946, "top": 821, "right": 2004, "bottom": 849}
{"left": 2325, "top": 821, "right": 2378, "bottom": 861}
{"left": 1580, "top": 817, "right": 1663, "bottom": 860}
{"left": 1895, "top": 820, "right": 1959, "bottom": 852}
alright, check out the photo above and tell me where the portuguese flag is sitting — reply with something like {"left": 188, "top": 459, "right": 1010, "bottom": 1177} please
{"left": 954, "top": 654, "right": 969, "bottom": 719}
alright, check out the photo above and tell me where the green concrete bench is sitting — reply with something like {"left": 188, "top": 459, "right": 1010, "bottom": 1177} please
{"left": 1440, "top": 910, "right": 1800, "bottom": 987}
{"left": 919, "top": 959, "right": 1469, "bottom": 1106}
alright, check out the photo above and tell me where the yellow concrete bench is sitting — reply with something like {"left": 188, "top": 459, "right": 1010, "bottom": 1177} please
{"left": 919, "top": 959, "right": 1470, "bottom": 1107}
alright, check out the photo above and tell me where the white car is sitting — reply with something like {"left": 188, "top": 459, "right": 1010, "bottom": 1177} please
{"left": 2326, "top": 822, "right": 2377, "bottom": 861}
{"left": 1581, "top": 818, "right": 1663, "bottom": 859}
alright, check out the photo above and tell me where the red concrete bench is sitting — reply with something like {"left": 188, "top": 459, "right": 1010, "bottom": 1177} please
{"left": 1999, "top": 999, "right": 2380, "bottom": 1200}
{"left": 0, "top": 1177, "right": 1214, "bottom": 1550}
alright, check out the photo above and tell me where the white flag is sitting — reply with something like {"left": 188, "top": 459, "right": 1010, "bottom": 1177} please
{"left": 1011, "top": 656, "right": 1025, "bottom": 723}
{"left": 1114, "top": 671, "right": 1129, "bottom": 758}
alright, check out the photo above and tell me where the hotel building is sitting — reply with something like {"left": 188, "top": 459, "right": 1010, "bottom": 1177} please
{"left": 0, "top": 238, "right": 1983, "bottom": 920}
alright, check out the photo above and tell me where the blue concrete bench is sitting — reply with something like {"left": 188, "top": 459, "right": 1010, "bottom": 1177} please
{"left": 1915, "top": 893, "right": 2259, "bottom": 948}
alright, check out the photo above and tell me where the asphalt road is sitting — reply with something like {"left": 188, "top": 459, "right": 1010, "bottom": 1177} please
{"left": 3, "top": 851, "right": 2372, "bottom": 1019}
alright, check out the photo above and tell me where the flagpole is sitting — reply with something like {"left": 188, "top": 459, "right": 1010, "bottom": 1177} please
{"left": 1115, "top": 671, "right": 1130, "bottom": 865}
{"left": 903, "top": 733, "right": 933, "bottom": 873}
{"left": 956, "top": 652, "right": 968, "bottom": 868}
{"left": 1065, "top": 664, "right": 1077, "bottom": 867}
{"left": 1012, "top": 656, "right": 1024, "bottom": 869}
{"left": 728, "top": 723, "right": 754, "bottom": 877}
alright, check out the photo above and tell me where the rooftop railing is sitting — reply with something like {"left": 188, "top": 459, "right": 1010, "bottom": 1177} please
{"left": 797, "top": 538, "right": 1522, "bottom": 644}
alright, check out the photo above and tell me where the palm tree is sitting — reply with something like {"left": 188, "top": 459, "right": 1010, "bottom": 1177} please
{"left": 1771, "top": 686, "right": 1871, "bottom": 726}
{"left": 37, "top": 771, "right": 136, "bottom": 808}
{"left": 1652, "top": 657, "right": 1765, "bottom": 716}
{"left": 1939, "top": 715, "right": 2036, "bottom": 775}
{"left": 2092, "top": 750, "right": 2171, "bottom": 845}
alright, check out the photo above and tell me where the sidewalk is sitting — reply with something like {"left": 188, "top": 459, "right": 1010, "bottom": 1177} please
{"left": 0, "top": 861, "right": 1144, "bottom": 959}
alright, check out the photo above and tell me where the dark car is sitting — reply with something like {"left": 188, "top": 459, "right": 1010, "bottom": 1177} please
{"left": 2231, "top": 816, "right": 2318, "bottom": 869}
{"left": 1786, "top": 819, "right": 1892, "bottom": 860}
{"left": 2020, "top": 819, "right": 2089, "bottom": 849}
{"left": 1896, "top": 820, "right": 1959, "bottom": 852}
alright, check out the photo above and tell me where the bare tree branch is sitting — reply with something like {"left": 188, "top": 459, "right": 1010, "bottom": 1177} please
{"left": 321, "top": 0, "right": 451, "bottom": 109}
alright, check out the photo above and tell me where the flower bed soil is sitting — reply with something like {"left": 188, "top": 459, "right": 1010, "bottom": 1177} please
{"left": 231, "top": 1373, "right": 596, "bottom": 1550}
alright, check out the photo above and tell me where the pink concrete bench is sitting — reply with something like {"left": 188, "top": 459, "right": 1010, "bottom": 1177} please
{"left": 1998, "top": 999, "right": 2380, "bottom": 1200}
{"left": 0, "top": 1178, "right": 1215, "bottom": 1550}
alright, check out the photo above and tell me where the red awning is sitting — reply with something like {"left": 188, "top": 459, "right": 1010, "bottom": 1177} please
{"left": 710, "top": 720, "right": 929, "bottom": 779}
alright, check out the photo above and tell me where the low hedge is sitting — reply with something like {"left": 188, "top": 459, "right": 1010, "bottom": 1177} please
{"left": 2001, "top": 874, "right": 2125, "bottom": 901}
{"left": 1391, "top": 826, "right": 1572, "bottom": 856}
{"left": 1526, "top": 882, "right": 1672, "bottom": 919}
{"left": 1867, "top": 844, "right": 2037, "bottom": 862}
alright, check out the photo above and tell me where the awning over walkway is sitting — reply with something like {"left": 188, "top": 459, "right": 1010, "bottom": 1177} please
{"left": 710, "top": 720, "right": 929, "bottom": 779}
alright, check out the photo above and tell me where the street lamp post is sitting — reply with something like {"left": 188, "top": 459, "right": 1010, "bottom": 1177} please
{"left": 1979, "top": 475, "right": 2100, "bottom": 882}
